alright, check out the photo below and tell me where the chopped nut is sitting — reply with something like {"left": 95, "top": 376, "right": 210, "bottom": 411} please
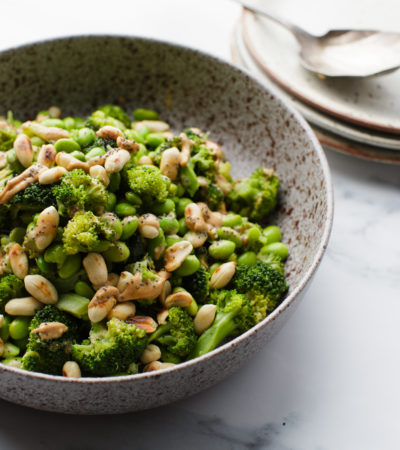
{"left": 24, "top": 274, "right": 58, "bottom": 304}
{"left": 31, "top": 321, "right": 68, "bottom": 340}
{"left": 164, "top": 290, "right": 193, "bottom": 309}
{"left": 163, "top": 240, "right": 193, "bottom": 272}
{"left": 62, "top": 361, "right": 81, "bottom": 378}
{"left": 194, "top": 304, "right": 217, "bottom": 334}
{"left": 210, "top": 261, "right": 236, "bottom": 289}
{"left": 8, "top": 243, "right": 28, "bottom": 279}
{"left": 126, "top": 315, "right": 158, "bottom": 333}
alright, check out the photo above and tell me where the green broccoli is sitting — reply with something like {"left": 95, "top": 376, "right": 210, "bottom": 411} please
{"left": 195, "top": 183, "right": 224, "bottom": 211}
{"left": 0, "top": 274, "right": 24, "bottom": 313}
{"left": 62, "top": 211, "right": 112, "bottom": 255}
{"left": 231, "top": 261, "right": 288, "bottom": 323}
{"left": 191, "top": 289, "right": 255, "bottom": 358}
{"left": 125, "top": 165, "right": 169, "bottom": 203}
{"left": 227, "top": 167, "right": 280, "bottom": 222}
{"left": 191, "top": 145, "right": 217, "bottom": 179}
{"left": 0, "top": 128, "right": 16, "bottom": 151}
{"left": 148, "top": 307, "right": 197, "bottom": 358}
{"left": 52, "top": 169, "right": 107, "bottom": 216}
{"left": 0, "top": 166, "right": 14, "bottom": 189}
{"left": 182, "top": 266, "right": 210, "bottom": 303}
{"left": 71, "top": 318, "right": 148, "bottom": 376}
{"left": 9, "top": 182, "right": 56, "bottom": 217}
{"left": 21, "top": 305, "right": 80, "bottom": 375}
{"left": 86, "top": 105, "right": 128, "bottom": 131}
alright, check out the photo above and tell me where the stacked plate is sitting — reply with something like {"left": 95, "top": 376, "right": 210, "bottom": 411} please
{"left": 231, "top": 0, "right": 400, "bottom": 164}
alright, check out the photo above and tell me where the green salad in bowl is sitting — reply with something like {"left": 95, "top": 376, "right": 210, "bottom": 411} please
{"left": 0, "top": 104, "right": 288, "bottom": 378}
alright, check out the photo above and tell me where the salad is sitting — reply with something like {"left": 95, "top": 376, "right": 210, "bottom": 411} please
{"left": 0, "top": 105, "right": 288, "bottom": 377}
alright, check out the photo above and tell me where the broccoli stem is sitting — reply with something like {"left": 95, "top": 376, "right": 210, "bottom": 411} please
{"left": 148, "top": 323, "right": 172, "bottom": 343}
{"left": 190, "top": 308, "right": 239, "bottom": 358}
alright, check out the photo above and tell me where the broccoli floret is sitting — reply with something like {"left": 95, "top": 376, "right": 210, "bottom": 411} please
{"left": 86, "top": 107, "right": 127, "bottom": 131}
{"left": 182, "top": 266, "right": 210, "bottom": 303}
{"left": 196, "top": 183, "right": 224, "bottom": 211}
{"left": 191, "top": 289, "right": 255, "bottom": 358}
{"left": 256, "top": 252, "right": 285, "bottom": 274}
{"left": 21, "top": 305, "right": 79, "bottom": 375}
{"left": 71, "top": 318, "right": 148, "bottom": 376}
{"left": 0, "top": 166, "right": 13, "bottom": 187}
{"left": 62, "top": 211, "right": 111, "bottom": 255}
{"left": 0, "top": 129, "right": 16, "bottom": 151}
{"left": 231, "top": 261, "right": 288, "bottom": 323}
{"left": 9, "top": 182, "right": 56, "bottom": 217}
{"left": 125, "top": 165, "right": 169, "bottom": 203}
{"left": 97, "top": 105, "right": 131, "bottom": 128}
{"left": 227, "top": 167, "right": 280, "bottom": 222}
{"left": 149, "top": 307, "right": 197, "bottom": 358}
{"left": 52, "top": 169, "right": 107, "bottom": 216}
{"left": 0, "top": 274, "right": 24, "bottom": 313}
{"left": 191, "top": 145, "right": 217, "bottom": 179}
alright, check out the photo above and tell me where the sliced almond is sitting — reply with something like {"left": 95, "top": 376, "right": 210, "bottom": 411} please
{"left": 24, "top": 274, "right": 58, "bottom": 304}
{"left": 163, "top": 240, "right": 193, "bottom": 272}
{"left": 31, "top": 321, "right": 68, "bottom": 340}
{"left": 126, "top": 315, "right": 158, "bottom": 333}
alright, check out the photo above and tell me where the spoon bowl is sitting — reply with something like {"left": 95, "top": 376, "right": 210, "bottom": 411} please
{"left": 236, "top": 0, "right": 400, "bottom": 78}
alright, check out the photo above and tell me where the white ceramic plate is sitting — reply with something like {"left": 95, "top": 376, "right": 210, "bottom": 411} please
{"left": 242, "top": 0, "right": 400, "bottom": 134}
{"left": 233, "top": 21, "right": 400, "bottom": 151}
{"left": 231, "top": 24, "right": 400, "bottom": 164}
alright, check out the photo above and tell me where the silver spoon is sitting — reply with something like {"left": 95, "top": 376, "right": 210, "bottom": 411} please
{"left": 235, "top": 0, "right": 400, "bottom": 78}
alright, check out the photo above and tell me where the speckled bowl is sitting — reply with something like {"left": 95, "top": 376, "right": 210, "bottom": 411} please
{"left": 0, "top": 36, "right": 333, "bottom": 414}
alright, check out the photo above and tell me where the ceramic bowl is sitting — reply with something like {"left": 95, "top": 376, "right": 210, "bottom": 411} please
{"left": 0, "top": 36, "right": 333, "bottom": 414}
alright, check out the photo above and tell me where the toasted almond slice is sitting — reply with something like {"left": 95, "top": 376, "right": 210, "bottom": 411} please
{"left": 31, "top": 321, "right": 68, "bottom": 340}
{"left": 210, "top": 261, "right": 236, "bottom": 289}
{"left": 163, "top": 240, "right": 193, "bottom": 272}
{"left": 24, "top": 275, "right": 58, "bottom": 304}
{"left": 126, "top": 315, "right": 158, "bottom": 333}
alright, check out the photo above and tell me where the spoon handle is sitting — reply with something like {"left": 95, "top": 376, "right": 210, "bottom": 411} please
{"left": 233, "top": 0, "right": 313, "bottom": 43}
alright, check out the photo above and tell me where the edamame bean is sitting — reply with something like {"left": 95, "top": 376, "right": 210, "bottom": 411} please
{"left": 9, "top": 317, "right": 30, "bottom": 340}
{"left": 147, "top": 229, "right": 166, "bottom": 260}
{"left": 237, "top": 251, "right": 257, "bottom": 266}
{"left": 54, "top": 138, "right": 81, "bottom": 153}
{"left": 186, "top": 296, "right": 198, "bottom": 316}
{"left": 3, "top": 343, "right": 20, "bottom": 358}
{"left": 263, "top": 225, "right": 282, "bottom": 244}
{"left": 146, "top": 133, "right": 165, "bottom": 148}
{"left": 85, "top": 147, "right": 105, "bottom": 160}
{"left": 9, "top": 227, "right": 25, "bottom": 244}
{"left": 151, "top": 199, "right": 175, "bottom": 215}
{"left": 120, "top": 216, "right": 139, "bottom": 241}
{"left": 260, "top": 242, "right": 288, "bottom": 260}
{"left": 44, "top": 244, "right": 67, "bottom": 267}
{"left": 58, "top": 254, "right": 82, "bottom": 279}
{"left": 108, "top": 172, "right": 121, "bottom": 193}
{"left": 124, "top": 129, "right": 145, "bottom": 144}
{"left": 36, "top": 255, "right": 54, "bottom": 274}
{"left": 40, "top": 118, "right": 66, "bottom": 128}
{"left": 175, "top": 184, "right": 185, "bottom": 197}
{"left": 209, "top": 262, "right": 221, "bottom": 276}
{"left": 30, "top": 136, "right": 45, "bottom": 147}
{"left": 105, "top": 192, "right": 117, "bottom": 212}
{"left": 222, "top": 214, "right": 243, "bottom": 228}
{"left": 136, "top": 124, "right": 150, "bottom": 140}
{"left": 101, "top": 214, "right": 123, "bottom": 240}
{"left": 217, "top": 227, "right": 242, "bottom": 248}
{"left": 6, "top": 150, "right": 24, "bottom": 173}
{"left": 76, "top": 127, "right": 96, "bottom": 147}
{"left": 165, "top": 235, "right": 182, "bottom": 247}
{"left": 92, "top": 240, "right": 112, "bottom": 252}
{"left": 103, "top": 241, "right": 130, "bottom": 263}
{"left": 175, "top": 198, "right": 192, "bottom": 218}
{"left": 174, "top": 255, "right": 201, "bottom": 277}
{"left": 178, "top": 217, "right": 188, "bottom": 235}
{"left": 63, "top": 117, "right": 76, "bottom": 130}
{"left": 246, "top": 227, "right": 261, "bottom": 247}
{"left": 115, "top": 202, "right": 136, "bottom": 217}
{"left": 208, "top": 240, "right": 236, "bottom": 260}
{"left": 74, "top": 281, "right": 95, "bottom": 299}
{"left": 133, "top": 109, "right": 159, "bottom": 121}
{"left": 159, "top": 216, "right": 179, "bottom": 235}
{"left": 125, "top": 191, "right": 142, "bottom": 206}
{"left": 70, "top": 151, "right": 86, "bottom": 161}
{"left": 0, "top": 316, "right": 11, "bottom": 341}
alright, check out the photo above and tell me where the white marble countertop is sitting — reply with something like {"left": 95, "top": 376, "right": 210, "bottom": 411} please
{"left": 1, "top": 1, "right": 399, "bottom": 449}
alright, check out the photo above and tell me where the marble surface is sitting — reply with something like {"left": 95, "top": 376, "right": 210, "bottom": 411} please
{"left": 1, "top": 1, "right": 399, "bottom": 448}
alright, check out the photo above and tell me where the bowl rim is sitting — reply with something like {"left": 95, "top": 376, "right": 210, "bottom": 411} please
{"left": 0, "top": 34, "right": 334, "bottom": 384}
